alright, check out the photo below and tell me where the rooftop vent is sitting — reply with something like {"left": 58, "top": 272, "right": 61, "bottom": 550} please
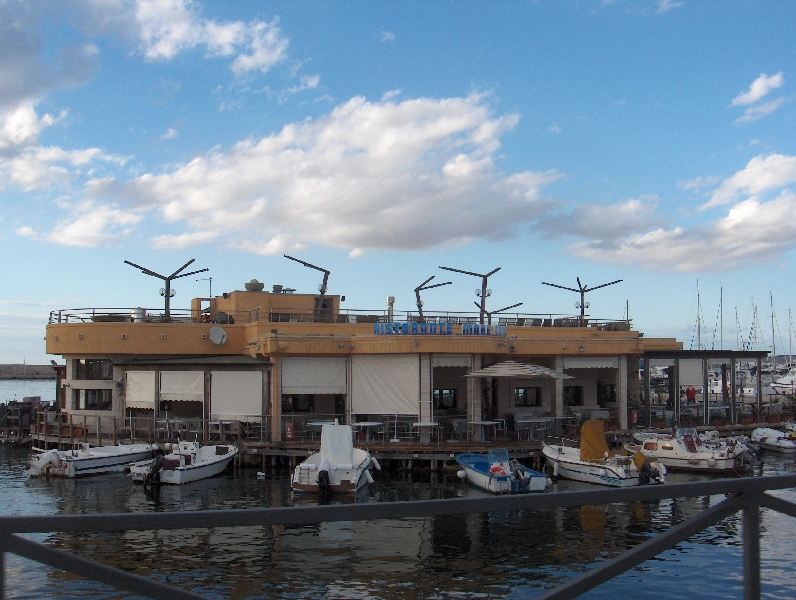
{"left": 272, "top": 284, "right": 283, "bottom": 294}
{"left": 245, "top": 279, "right": 265, "bottom": 292}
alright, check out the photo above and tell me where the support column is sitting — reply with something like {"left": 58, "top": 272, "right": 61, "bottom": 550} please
{"left": 419, "top": 354, "right": 432, "bottom": 443}
{"left": 271, "top": 355, "right": 282, "bottom": 442}
{"left": 617, "top": 355, "right": 628, "bottom": 430}
{"left": 673, "top": 358, "right": 680, "bottom": 426}
{"left": 756, "top": 356, "right": 763, "bottom": 422}
{"left": 644, "top": 357, "right": 651, "bottom": 427}
{"left": 731, "top": 359, "right": 737, "bottom": 423}
{"left": 467, "top": 355, "right": 482, "bottom": 442}
{"left": 702, "top": 358, "right": 710, "bottom": 426}
{"left": 554, "top": 355, "right": 564, "bottom": 418}
{"left": 743, "top": 503, "right": 761, "bottom": 600}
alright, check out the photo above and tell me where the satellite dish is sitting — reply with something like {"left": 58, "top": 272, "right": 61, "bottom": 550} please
{"left": 209, "top": 326, "right": 227, "bottom": 346}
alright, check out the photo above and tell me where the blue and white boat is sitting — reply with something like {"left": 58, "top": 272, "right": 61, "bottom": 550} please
{"left": 28, "top": 442, "right": 155, "bottom": 478}
{"left": 455, "top": 449, "right": 549, "bottom": 493}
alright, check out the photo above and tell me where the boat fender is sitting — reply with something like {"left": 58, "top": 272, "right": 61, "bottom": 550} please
{"left": 599, "top": 468, "right": 607, "bottom": 476}
{"left": 616, "top": 467, "right": 625, "bottom": 479}
{"left": 553, "top": 461, "right": 559, "bottom": 478}
{"left": 707, "top": 457, "right": 717, "bottom": 467}
{"left": 365, "top": 470, "right": 374, "bottom": 485}
{"left": 371, "top": 457, "right": 381, "bottom": 471}
{"left": 457, "top": 469, "right": 467, "bottom": 480}
{"left": 487, "top": 466, "right": 506, "bottom": 476}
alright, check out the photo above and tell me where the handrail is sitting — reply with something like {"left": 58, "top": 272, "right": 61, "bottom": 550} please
{"left": 1, "top": 475, "right": 794, "bottom": 599}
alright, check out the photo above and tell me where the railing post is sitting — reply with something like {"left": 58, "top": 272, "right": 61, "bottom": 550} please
{"left": 743, "top": 501, "right": 761, "bottom": 600}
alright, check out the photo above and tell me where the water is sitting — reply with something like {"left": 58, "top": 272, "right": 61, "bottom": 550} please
{"left": 0, "top": 379, "right": 57, "bottom": 404}
{"left": 2, "top": 446, "right": 796, "bottom": 599}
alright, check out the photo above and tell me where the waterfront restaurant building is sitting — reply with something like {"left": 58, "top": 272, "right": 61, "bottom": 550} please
{"left": 45, "top": 280, "right": 682, "bottom": 442}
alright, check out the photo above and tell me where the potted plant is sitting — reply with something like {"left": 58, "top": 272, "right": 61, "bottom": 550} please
{"left": 711, "top": 417, "right": 726, "bottom": 427}
{"left": 765, "top": 412, "right": 781, "bottom": 424}
{"left": 738, "top": 412, "right": 754, "bottom": 425}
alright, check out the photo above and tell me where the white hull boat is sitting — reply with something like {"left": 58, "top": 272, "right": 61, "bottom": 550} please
{"left": 542, "top": 419, "right": 665, "bottom": 488}
{"left": 28, "top": 443, "right": 155, "bottom": 478}
{"left": 130, "top": 441, "right": 237, "bottom": 485}
{"left": 771, "top": 369, "right": 796, "bottom": 395}
{"left": 751, "top": 427, "right": 796, "bottom": 453}
{"left": 292, "top": 423, "right": 378, "bottom": 496}
{"left": 629, "top": 429, "right": 751, "bottom": 474}
{"left": 455, "top": 449, "right": 549, "bottom": 494}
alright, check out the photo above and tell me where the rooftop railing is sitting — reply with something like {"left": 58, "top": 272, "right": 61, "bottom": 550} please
{"left": 48, "top": 307, "right": 632, "bottom": 330}
{"left": 1, "top": 475, "right": 794, "bottom": 599}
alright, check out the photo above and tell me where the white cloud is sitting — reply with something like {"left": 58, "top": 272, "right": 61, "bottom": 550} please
{"left": 286, "top": 74, "right": 320, "bottom": 95}
{"left": 135, "top": 0, "right": 289, "bottom": 74}
{"left": 150, "top": 230, "right": 219, "bottom": 249}
{"left": 160, "top": 127, "right": 179, "bottom": 140}
{"left": 734, "top": 97, "right": 786, "bottom": 124}
{"left": 381, "top": 31, "right": 396, "bottom": 43}
{"left": 732, "top": 72, "right": 784, "bottom": 106}
{"left": 80, "top": 93, "right": 563, "bottom": 253}
{"left": 16, "top": 226, "right": 35, "bottom": 237}
{"left": 45, "top": 201, "right": 143, "bottom": 247}
{"left": 569, "top": 190, "right": 796, "bottom": 272}
{"left": 657, "top": 0, "right": 682, "bottom": 14}
{"left": 546, "top": 125, "right": 562, "bottom": 134}
{"left": 535, "top": 198, "right": 663, "bottom": 245}
{"left": 704, "top": 153, "right": 796, "bottom": 208}
{"left": 676, "top": 175, "right": 720, "bottom": 191}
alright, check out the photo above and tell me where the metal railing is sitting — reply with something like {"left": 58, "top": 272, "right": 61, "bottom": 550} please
{"left": 1, "top": 475, "right": 794, "bottom": 599}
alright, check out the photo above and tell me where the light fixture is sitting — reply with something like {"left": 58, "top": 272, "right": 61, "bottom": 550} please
{"left": 161, "top": 334, "right": 166, "bottom": 339}
{"left": 78, "top": 334, "right": 83, "bottom": 339}
{"left": 121, "top": 334, "right": 126, "bottom": 339}
{"left": 413, "top": 341, "right": 418, "bottom": 347}
{"left": 579, "top": 346, "right": 585, "bottom": 352}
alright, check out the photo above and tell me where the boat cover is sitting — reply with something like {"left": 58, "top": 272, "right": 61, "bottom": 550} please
{"left": 319, "top": 424, "right": 354, "bottom": 466}
{"left": 579, "top": 418, "right": 610, "bottom": 461}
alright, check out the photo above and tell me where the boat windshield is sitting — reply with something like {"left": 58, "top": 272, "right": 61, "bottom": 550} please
{"left": 488, "top": 449, "right": 510, "bottom": 464}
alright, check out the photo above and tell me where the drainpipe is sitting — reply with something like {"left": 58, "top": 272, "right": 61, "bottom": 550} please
{"left": 387, "top": 296, "right": 395, "bottom": 323}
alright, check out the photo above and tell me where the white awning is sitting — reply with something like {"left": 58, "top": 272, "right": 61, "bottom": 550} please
{"left": 125, "top": 371, "right": 155, "bottom": 409}
{"left": 465, "top": 360, "right": 572, "bottom": 379}
{"left": 281, "top": 357, "right": 347, "bottom": 394}
{"left": 211, "top": 371, "right": 264, "bottom": 421}
{"left": 678, "top": 359, "right": 705, "bottom": 386}
{"left": 351, "top": 355, "right": 419, "bottom": 415}
{"left": 432, "top": 354, "right": 473, "bottom": 368}
{"left": 159, "top": 371, "right": 204, "bottom": 402}
{"left": 563, "top": 357, "right": 619, "bottom": 369}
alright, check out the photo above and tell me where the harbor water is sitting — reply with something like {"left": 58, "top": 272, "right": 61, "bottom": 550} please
{"left": 2, "top": 445, "right": 796, "bottom": 599}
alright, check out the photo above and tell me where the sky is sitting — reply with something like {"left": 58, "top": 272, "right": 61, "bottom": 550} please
{"left": 2, "top": 0, "right": 795, "bottom": 365}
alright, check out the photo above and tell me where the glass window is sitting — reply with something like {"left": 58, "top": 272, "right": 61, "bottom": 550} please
{"left": 74, "top": 359, "right": 113, "bottom": 380}
{"left": 281, "top": 394, "right": 315, "bottom": 413}
{"left": 74, "top": 389, "right": 113, "bottom": 410}
{"left": 563, "top": 386, "right": 583, "bottom": 406}
{"left": 433, "top": 389, "right": 457, "bottom": 410}
{"left": 514, "top": 387, "right": 541, "bottom": 407}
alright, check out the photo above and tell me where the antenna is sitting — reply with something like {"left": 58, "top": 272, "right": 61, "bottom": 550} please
{"left": 284, "top": 255, "right": 331, "bottom": 319}
{"left": 476, "top": 302, "right": 523, "bottom": 326}
{"left": 414, "top": 276, "right": 451, "bottom": 322}
{"left": 439, "top": 265, "right": 501, "bottom": 324}
{"left": 197, "top": 276, "right": 212, "bottom": 297}
{"left": 124, "top": 258, "right": 208, "bottom": 320}
{"left": 541, "top": 276, "right": 622, "bottom": 327}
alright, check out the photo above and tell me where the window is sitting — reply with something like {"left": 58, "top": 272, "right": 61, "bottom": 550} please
{"left": 563, "top": 386, "right": 583, "bottom": 406}
{"left": 514, "top": 387, "right": 541, "bottom": 407}
{"left": 74, "top": 359, "right": 112, "bottom": 380}
{"left": 282, "top": 394, "right": 315, "bottom": 413}
{"left": 74, "top": 389, "right": 112, "bottom": 410}
{"left": 433, "top": 389, "right": 457, "bottom": 410}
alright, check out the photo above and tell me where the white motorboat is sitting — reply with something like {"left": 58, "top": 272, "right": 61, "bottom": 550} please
{"left": 455, "top": 449, "right": 549, "bottom": 494}
{"left": 542, "top": 419, "right": 665, "bottom": 488}
{"left": 28, "top": 442, "right": 155, "bottom": 478}
{"left": 771, "top": 369, "right": 796, "bottom": 395}
{"left": 629, "top": 428, "right": 751, "bottom": 474}
{"left": 130, "top": 441, "right": 237, "bottom": 485}
{"left": 751, "top": 427, "right": 796, "bottom": 453}
{"left": 292, "top": 422, "right": 378, "bottom": 496}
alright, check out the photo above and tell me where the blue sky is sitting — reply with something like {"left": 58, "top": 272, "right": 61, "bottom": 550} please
{"left": 2, "top": 0, "right": 795, "bottom": 364}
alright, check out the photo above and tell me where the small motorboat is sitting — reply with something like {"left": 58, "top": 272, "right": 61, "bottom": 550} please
{"left": 455, "top": 449, "right": 549, "bottom": 493}
{"left": 629, "top": 428, "right": 752, "bottom": 474}
{"left": 130, "top": 441, "right": 237, "bottom": 485}
{"left": 771, "top": 368, "right": 796, "bottom": 395}
{"left": 27, "top": 442, "right": 155, "bottom": 478}
{"left": 291, "top": 422, "right": 378, "bottom": 496}
{"left": 751, "top": 427, "right": 796, "bottom": 453}
{"left": 543, "top": 419, "right": 665, "bottom": 487}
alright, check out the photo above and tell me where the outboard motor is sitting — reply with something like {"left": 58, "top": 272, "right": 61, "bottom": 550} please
{"left": 317, "top": 469, "right": 332, "bottom": 502}
{"left": 145, "top": 449, "right": 165, "bottom": 487}
{"left": 638, "top": 460, "right": 660, "bottom": 485}
{"left": 510, "top": 459, "right": 530, "bottom": 488}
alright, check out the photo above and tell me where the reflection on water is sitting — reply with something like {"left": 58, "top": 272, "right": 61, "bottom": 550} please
{"left": 1, "top": 445, "right": 796, "bottom": 599}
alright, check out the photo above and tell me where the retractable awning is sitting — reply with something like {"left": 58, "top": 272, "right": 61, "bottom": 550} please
{"left": 464, "top": 360, "right": 573, "bottom": 380}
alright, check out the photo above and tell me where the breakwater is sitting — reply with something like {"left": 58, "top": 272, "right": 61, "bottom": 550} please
{"left": 0, "top": 365, "right": 57, "bottom": 380}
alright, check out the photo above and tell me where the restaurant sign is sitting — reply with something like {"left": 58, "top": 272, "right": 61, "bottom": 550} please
{"left": 374, "top": 322, "right": 507, "bottom": 336}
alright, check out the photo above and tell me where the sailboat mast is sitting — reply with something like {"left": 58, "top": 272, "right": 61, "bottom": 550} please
{"left": 720, "top": 287, "right": 723, "bottom": 351}
{"left": 771, "top": 292, "right": 776, "bottom": 368}
{"left": 697, "top": 280, "right": 701, "bottom": 350}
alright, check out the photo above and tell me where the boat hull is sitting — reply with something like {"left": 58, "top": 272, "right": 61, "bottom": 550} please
{"left": 130, "top": 444, "right": 237, "bottom": 485}
{"left": 455, "top": 453, "right": 547, "bottom": 494}
{"left": 751, "top": 428, "right": 796, "bottom": 453}
{"left": 542, "top": 445, "right": 648, "bottom": 488}
{"left": 630, "top": 432, "right": 750, "bottom": 474}
{"left": 291, "top": 448, "right": 372, "bottom": 495}
{"left": 29, "top": 444, "right": 154, "bottom": 478}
